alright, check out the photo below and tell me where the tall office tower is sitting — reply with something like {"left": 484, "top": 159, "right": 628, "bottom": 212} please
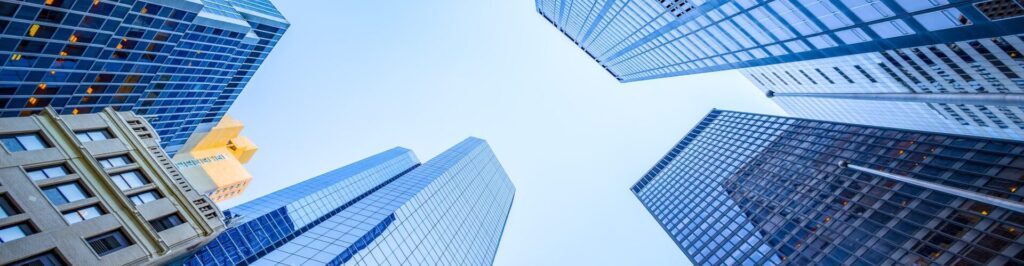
{"left": 171, "top": 115, "right": 256, "bottom": 203}
{"left": 178, "top": 137, "right": 516, "bottom": 266}
{"left": 741, "top": 34, "right": 1024, "bottom": 141}
{"left": 0, "top": 0, "right": 289, "bottom": 156}
{"left": 632, "top": 110, "right": 1024, "bottom": 265}
{"left": 537, "top": 0, "right": 1024, "bottom": 82}
{"left": 0, "top": 107, "right": 225, "bottom": 265}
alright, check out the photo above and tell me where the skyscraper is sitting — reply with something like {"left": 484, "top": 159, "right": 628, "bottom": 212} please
{"left": 537, "top": 0, "right": 1024, "bottom": 82}
{"left": 741, "top": 35, "right": 1024, "bottom": 141}
{"left": 172, "top": 114, "right": 257, "bottom": 203}
{"left": 178, "top": 137, "right": 516, "bottom": 266}
{"left": 539, "top": 0, "right": 1024, "bottom": 141}
{"left": 0, "top": 0, "right": 289, "bottom": 155}
{"left": 633, "top": 109, "right": 1024, "bottom": 265}
{"left": 0, "top": 107, "right": 225, "bottom": 265}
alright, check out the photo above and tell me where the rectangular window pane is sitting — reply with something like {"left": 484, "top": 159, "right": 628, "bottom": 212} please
{"left": 75, "top": 130, "right": 111, "bottom": 142}
{"left": 1, "top": 137, "right": 25, "bottom": 152}
{"left": 0, "top": 195, "right": 17, "bottom": 218}
{"left": 2, "top": 134, "right": 48, "bottom": 152}
{"left": 150, "top": 214, "right": 184, "bottom": 232}
{"left": 129, "top": 191, "right": 160, "bottom": 205}
{"left": 98, "top": 156, "right": 131, "bottom": 169}
{"left": 75, "top": 133, "right": 91, "bottom": 142}
{"left": 42, "top": 188, "right": 68, "bottom": 205}
{"left": 0, "top": 223, "right": 33, "bottom": 243}
{"left": 43, "top": 183, "right": 89, "bottom": 205}
{"left": 42, "top": 166, "right": 68, "bottom": 178}
{"left": 63, "top": 205, "right": 104, "bottom": 224}
{"left": 15, "top": 134, "right": 46, "bottom": 150}
{"left": 57, "top": 184, "right": 87, "bottom": 202}
{"left": 914, "top": 8, "right": 970, "bottom": 31}
{"left": 7, "top": 251, "right": 65, "bottom": 266}
{"left": 112, "top": 171, "right": 148, "bottom": 191}
{"left": 87, "top": 230, "right": 131, "bottom": 256}
{"left": 87, "top": 131, "right": 108, "bottom": 141}
{"left": 27, "top": 165, "right": 70, "bottom": 181}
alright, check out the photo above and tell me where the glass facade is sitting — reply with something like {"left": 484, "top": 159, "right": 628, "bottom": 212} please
{"left": 178, "top": 137, "right": 515, "bottom": 266}
{"left": 633, "top": 110, "right": 1024, "bottom": 265}
{"left": 537, "top": 0, "right": 1024, "bottom": 82}
{"left": 742, "top": 34, "right": 1024, "bottom": 142}
{"left": 0, "top": 0, "right": 289, "bottom": 156}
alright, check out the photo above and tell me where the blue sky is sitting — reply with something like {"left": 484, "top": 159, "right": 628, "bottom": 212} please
{"left": 221, "top": 0, "right": 785, "bottom": 265}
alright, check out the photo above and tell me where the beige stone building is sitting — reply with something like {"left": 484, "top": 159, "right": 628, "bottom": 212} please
{"left": 171, "top": 115, "right": 257, "bottom": 203}
{"left": 0, "top": 107, "right": 225, "bottom": 265}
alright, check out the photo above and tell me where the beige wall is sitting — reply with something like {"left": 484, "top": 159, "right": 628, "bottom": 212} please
{"left": 172, "top": 115, "right": 257, "bottom": 202}
{"left": 0, "top": 108, "right": 225, "bottom": 265}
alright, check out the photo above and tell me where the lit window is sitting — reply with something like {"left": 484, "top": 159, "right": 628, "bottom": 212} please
{"left": 86, "top": 230, "right": 131, "bottom": 256}
{"left": 1, "top": 133, "right": 49, "bottom": 152}
{"left": 62, "top": 205, "right": 104, "bottom": 224}
{"left": 0, "top": 223, "right": 35, "bottom": 243}
{"left": 28, "top": 24, "right": 40, "bottom": 37}
{"left": 26, "top": 165, "right": 71, "bottom": 181}
{"left": 75, "top": 130, "right": 111, "bottom": 142}
{"left": 42, "top": 182, "right": 90, "bottom": 205}
{"left": 97, "top": 155, "right": 132, "bottom": 169}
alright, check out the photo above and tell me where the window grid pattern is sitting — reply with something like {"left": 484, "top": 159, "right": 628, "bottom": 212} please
{"left": 0, "top": 0, "right": 289, "bottom": 156}
{"left": 741, "top": 34, "right": 1024, "bottom": 141}
{"left": 181, "top": 148, "right": 419, "bottom": 266}
{"left": 180, "top": 139, "right": 514, "bottom": 266}
{"left": 538, "top": 0, "right": 1024, "bottom": 82}
{"left": 633, "top": 110, "right": 1024, "bottom": 265}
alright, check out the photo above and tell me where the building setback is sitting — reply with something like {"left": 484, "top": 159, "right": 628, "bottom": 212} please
{"left": 178, "top": 137, "right": 516, "bottom": 266}
{"left": 633, "top": 109, "right": 1024, "bottom": 265}
{"left": 0, "top": 107, "right": 225, "bottom": 265}
{"left": 0, "top": 0, "right": 289, "bottom": 156}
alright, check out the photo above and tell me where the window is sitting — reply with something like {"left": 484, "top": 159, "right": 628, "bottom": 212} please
{"left": 62, "top": 205, "right": 104, "bottom": 224}
{"left": 74, "top": 130, "right": 111, "bottom": 142}
{"left": 0, "top": 194, "right": 20, "bottom": 219}
{"left": 869, "top": 19, "right": 914, "bottom": 38}
{"left": 110, "top": 171, "right": 149, "bottom": 191}
{"left": 42, "top": 182, "right": 90, "bottom": 205}
{"left": 1, "top": 133, "right": 48, "bottom": 152}
{"left": 149, "top": 214, "right": 184, "bottom": 232}
{"left": 97, "top": 155, "right": 132, "bottom": 169}
{"left": 128, "top": 191, "right": 161, "bottom": 206}
{"left": 26, "top": 165, "right": 71, "bottom": 180}
{"left": 86, "top": 230, "right": 131, "bottom": 256}
{"left": 914, "top": 8, "right": 970, "bottom": 30}
{"left": 7, "top": 251, "right": 66, "bottom": 266}
{"left": 0, "top": 223, "right": 35, "bottom": 243}
{"left": 975, "top": 0, "right": 1024, "bottom": 21}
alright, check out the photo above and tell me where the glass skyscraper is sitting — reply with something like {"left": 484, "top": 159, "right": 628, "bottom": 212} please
{"left": 177, "top": 137, "right": 516, "bottom": 266}
{"left": 633, "top": 110, "right": 1024, "bottom": 265}
{"left": 0, "top": 0, "right": 289, "bottom": 155}
{"left": 742, "top": 34, "right": 1024, "bottom": 141}
{"left": 538, "top": 0, "right": 1024, "bottom": 141}
{"left": 537, "top": 0, "right": 1024, "bottom": 82}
